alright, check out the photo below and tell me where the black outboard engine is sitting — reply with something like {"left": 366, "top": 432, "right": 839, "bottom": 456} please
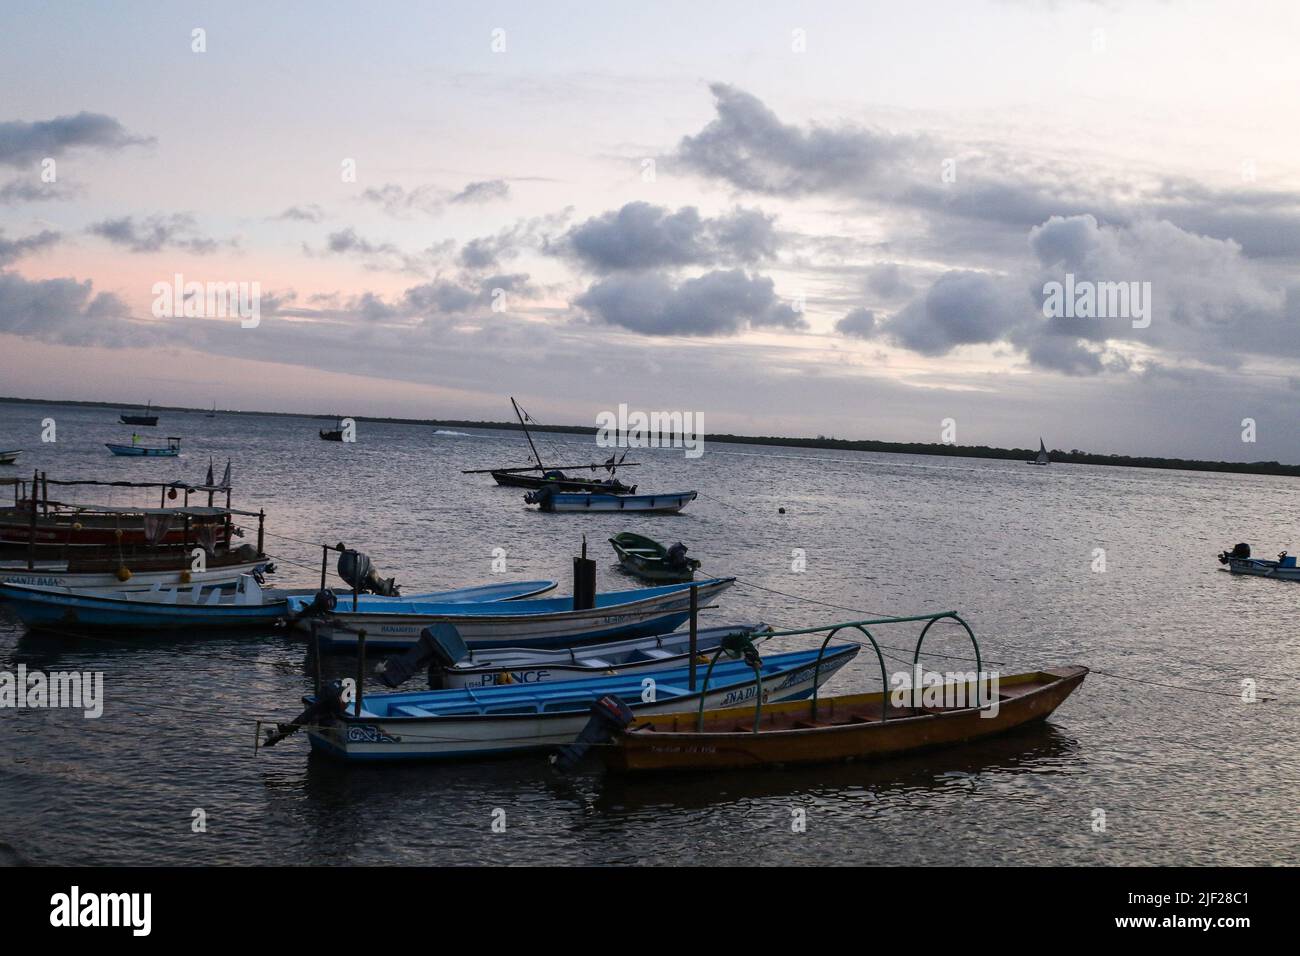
{"left": 292, "top": 588, "right": 338, "bottom": 620}
{"left": 551, "top": 695, "right": 635, "bottom": 773}
{"left": 261, "top": 679, "right": 347, "bottom": 747}
{"left": 337, "top": 547, "right": 400, "bottom": 596}
{"left": 377, "top": 623, "right": 469, "bottom": 689}
{"left": 665, "top": 542, "right": 690, "bottom": 570}
{"left": 1218, "top": 542, "right": 1251, "bottom": 564}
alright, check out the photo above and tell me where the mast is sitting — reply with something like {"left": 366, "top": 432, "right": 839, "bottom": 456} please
{"left": 511, "top": 396, "right": 545, "bottom": 470}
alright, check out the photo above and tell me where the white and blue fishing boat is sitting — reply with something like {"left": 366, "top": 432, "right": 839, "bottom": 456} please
{"left": 393, "top": 622, "right": 767, "bottom": 689}
{"left": 298, "top": 577, "right": 735, "bottom": 650}
{"left": 262, "top": 643, "right": 858, "bottom": 761}
{"left": 106, "top": 437, "right": 181, "bottom": 457}
{"left": 0, "top": 578, "right": 559, "bottom": 631}
{"left": 526, "top": 487, "right": 697, "bottom": 513}
{"left": 1218, "top": 543, "right": 1300, "bottom": 581}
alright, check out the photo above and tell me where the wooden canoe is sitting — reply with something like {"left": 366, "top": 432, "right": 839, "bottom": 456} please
{"left": 603, "top": 666, "right": 1087, "bottom": 772}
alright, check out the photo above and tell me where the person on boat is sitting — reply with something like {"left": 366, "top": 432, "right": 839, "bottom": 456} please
{"left": 131, "top": 432, "right": 139, "bottom": 446}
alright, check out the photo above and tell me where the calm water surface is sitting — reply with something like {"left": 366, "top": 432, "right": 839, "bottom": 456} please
{"left": 0, "top": 401, "right": 1296, "bottom": 865}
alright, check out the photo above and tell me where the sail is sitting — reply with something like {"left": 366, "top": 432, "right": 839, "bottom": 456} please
{"left": 1036, "top": 438, "right": 1050, "bottom": 465}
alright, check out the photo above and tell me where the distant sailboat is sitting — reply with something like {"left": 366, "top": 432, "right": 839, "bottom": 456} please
{"left": 206, "top": 401, "right": 216, "bottom": 418}
{"left": 1028, "top": 438, "right": 1050, "bottom": 466}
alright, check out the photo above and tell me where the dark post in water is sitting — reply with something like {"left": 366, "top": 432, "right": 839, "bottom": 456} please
{"left": 689, "top": 584, "right": 699, "bottom": 691}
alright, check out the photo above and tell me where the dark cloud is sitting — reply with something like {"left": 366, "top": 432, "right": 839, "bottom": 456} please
{"left": 884, "top": 271, "right": 1027, "bottom": 355}
{"left": 0, "top": 271, "right": 141, "bottom": 346}
{"left": 675, "top": 84, "right": 1300, "bottom": 260}
{"left": 358, "top": 183, "right": 443, "bottom": 217}
{"left": 450, "top": 179, "right": 510, "bottom": 204}
{"left": 677, "top": 84, "right": 919, "bottom": 197}
{"left": 403, "top": 273, "right": 532, "bottom": 315}
{"left": 0, "top": 178, "right": 74, "bottom": 203}
{"left": 0, "top": 112, "right": 152, "bottom": 167}
{"left": 274, "top": 204, "right": 324, "bottom": 222}
{"left": 834, "top": 307, "right": 876, "bottom": 339}
{"left": 457, "top": 208, "right": 574, "bottom": 272}
{"left": 0, "top": 229, "right": 60, "bottom": 266}
{"left": 87, "top": 214, "right": 231, "bottom": 254}
{"left": 557, "top": 202, "right": 777, "bottom": 272}
{"left": 575, "top": 269, "right": 807, "bottom": 336}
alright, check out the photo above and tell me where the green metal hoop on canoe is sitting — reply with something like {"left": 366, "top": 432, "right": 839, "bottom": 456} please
{"left": 735, "top": 610, "right": 983, "bottom": 729}
{"left": 695, "top": 632, "right": 763, "bottom": 733}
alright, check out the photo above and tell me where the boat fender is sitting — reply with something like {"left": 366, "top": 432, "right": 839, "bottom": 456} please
{"left": 550, "top": 695, "right": 635, "bottom": 773}
{"left": 116, "top": 566, "right": 133, "bottom": 582}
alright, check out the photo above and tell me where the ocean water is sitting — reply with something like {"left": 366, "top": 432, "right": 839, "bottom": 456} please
{"left": 0, "top": 399, "right": 1296, "bottom": 866}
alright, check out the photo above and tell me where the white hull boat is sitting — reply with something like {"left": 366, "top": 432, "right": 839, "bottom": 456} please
{"left": 526, "top": 488, "right": 697, "bottom": 514}
{"left": 0, "top": 557, "right": 272, "bottom": 592}
{"left": 270, "top": 644, "right": 858, "bottom": 762}
{"left": 302, "top": 578, "right": 735, "bottom": 650}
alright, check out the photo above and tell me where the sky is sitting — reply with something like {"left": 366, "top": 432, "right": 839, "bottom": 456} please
{"left": 2, "top": 0, "right": 1300, "bottom": 461}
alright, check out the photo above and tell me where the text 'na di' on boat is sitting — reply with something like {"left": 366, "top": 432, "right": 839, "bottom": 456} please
{"left": 1217, "top": 542, "right": 1300, "bottom": 581}
{"left": 551, "top": 610, "right": 1088, "bottom": 774}
{"left": 461, "top": 397, "right": 639, "bottom": 494}
{"left": 259, "top": 638, "right": 859, "bottom": 762}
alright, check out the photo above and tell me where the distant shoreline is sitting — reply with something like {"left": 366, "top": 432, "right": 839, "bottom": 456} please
{"left": 3, "top": 395, "right": 1297, "bottom": 478}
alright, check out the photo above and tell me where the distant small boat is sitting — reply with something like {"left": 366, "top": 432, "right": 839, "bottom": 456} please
{"left": 120, "top": 401, "right": 159, "bottom": 426}
{"left": 206, "top": 401, "right": 216, "bottom": 418}
{"left": 0, "top": 449, "right": 20, "bottom": 465}
{"left": 493, "top": 469, "right": 637, "bottom": 494}
{"left": 1218, "top": 543, "right": 1300, "bottom": 581}
{"left": 320, "top": 416, "right": 347, "bottom": 441}
{"left": 610, "top": 532, "right": 700, "bottom": 582}
{"left": 106, "top": 437, "right": 181, "bottom": 457}
{"left": 1027, "top": 438, "right": 1050, "bottom": 465}
{"left": 526, "top": 488, "right": 697, "bottom": 514}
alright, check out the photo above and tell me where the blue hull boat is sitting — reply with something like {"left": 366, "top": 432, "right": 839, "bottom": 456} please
{"left": 0, "top": 578, "right": 559, "bottom": 631}
{"left": 298, "top": 577, "right": 735, "bottom": 650}
{"left": 264, "top": 644, "right": 859, "bottom": 762}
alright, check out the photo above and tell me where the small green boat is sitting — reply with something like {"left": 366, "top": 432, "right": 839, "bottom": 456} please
{"left": 610, "top": 532, "right": 701, "bottom": 583}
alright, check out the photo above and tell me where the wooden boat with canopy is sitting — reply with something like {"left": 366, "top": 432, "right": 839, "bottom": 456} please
{"left": 594, "top": 611, "right": 1087, "bottom": 772}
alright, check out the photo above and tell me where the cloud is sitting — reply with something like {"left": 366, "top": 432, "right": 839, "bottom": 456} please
{"left": 556, "top": 201, "right": 777, "bottom": 273}
{"left": 359, "top": 178, "right": 511, "bottom": 218}
{"left": 575, "top": 269, "right": 807, "bottom": 336}
{"left": 885, "top": 270, "right": 1028, "bottom": 356}
{"left": 0, "top": 178, "right": 77, "bottom": 203}
{"left": 457, "top": 208, "right": 574, "bottom": 271}
{"left": 0, "top": 271, "right": 142, "bottom": 346}
{"left": 273, "top": 204, "right": 324, "bottom": 222}
{"left": 675, "top": 84, "right": 1300, "bottom": 260}
{"left": 0, "top": 229, "right": 60, "bottom": 266}
{"left": 87, "top": 214, "right": 233, "bottom": 254}
{"left": 0, "top": 112, "right": 152, "bottom": 167}
{"left": 404, "top": 273, "right": 533, "bottom": 315}
{"left": 450, "top": 179, "right": 509, "bottom": 204}
{"left": 834, "top": 307, "right": 876, "bottom": 339}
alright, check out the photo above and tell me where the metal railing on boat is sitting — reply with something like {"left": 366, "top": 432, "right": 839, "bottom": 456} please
{"left": 693, "top": 610, "right": 983, "bottom": 732}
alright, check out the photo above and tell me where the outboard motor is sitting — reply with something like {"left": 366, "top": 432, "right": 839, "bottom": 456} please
{"left": 524, "top": 485, "right": 556, "bottom": 508}
{"left": 551, "top": 695, "right": 635, "bottom": 773}
{"left": 292, "top": 588, "right": 338, "bottom": 620}
{"left": 1218, "top": 542, "right": 1251, "bottom": 564}
{"left": 665, "top": 542, "right": 690, "bottom": 570}
{"left": 261, "top": 679, "right": 347, "bottom": 748}
{"left": 337, "top": 547, "right": 400, "bottom": 596}
{"left": 376, "top": 623, "right": 469, "bottom": 689}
